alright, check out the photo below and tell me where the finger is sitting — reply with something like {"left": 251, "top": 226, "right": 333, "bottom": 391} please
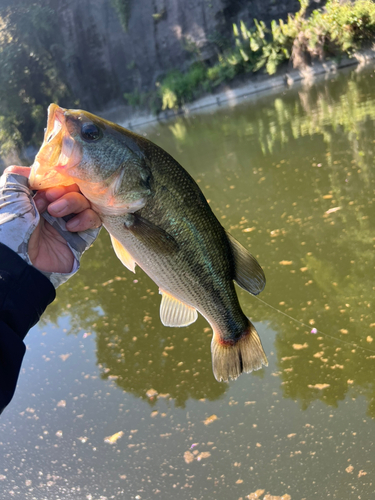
{"left": 44, "top": 184, "right": 80, "bottom": 202}
{"left": 34, "top": 184, "right": 81, "bottom": 213}
{"left": 65, "top": 209, "right": 102, "bottom": 232}
{"left": 48, "top": 191, "right": 91, "bottom": 217}
{"left": 4, "top": 165, "right": 31, "bottom": 177}
{"left": 33, "top": 191, "right": 49, "bottom": 213}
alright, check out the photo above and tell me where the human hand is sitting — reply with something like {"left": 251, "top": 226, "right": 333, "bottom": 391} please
{"left": 0, "top": 166, "right": 101, "bottom": 287}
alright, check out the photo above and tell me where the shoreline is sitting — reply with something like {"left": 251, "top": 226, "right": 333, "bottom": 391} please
{"left": 102, "top": 47, "right": 375, "bottom": 131}
{"left": 2, "top": 48, "right": 375, "bottom": 171}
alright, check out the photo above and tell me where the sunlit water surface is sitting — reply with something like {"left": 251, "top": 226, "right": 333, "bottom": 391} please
{"left": 1, "top": 66, "right": 375, "bottom": 500}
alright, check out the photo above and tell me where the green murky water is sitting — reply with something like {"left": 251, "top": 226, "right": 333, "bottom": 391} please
{"left": 1, "top": 66, "right": 375, "bottom": 500}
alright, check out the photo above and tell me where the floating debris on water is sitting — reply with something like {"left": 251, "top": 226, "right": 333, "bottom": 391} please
{"left": 146, "top": 388, "right": 158, "bottom": 398}
{"left": 325, "top": 206, "right": 341, "bottom": 214}
{"left": 59, "top": 353, "right": 71, "bottom": 362}
{"left": 246, "top": 490, "right": 265, "bottom": 499}
{"left": 246, "top": 494, "right": 291, "bottom": 500}
{"left": 203, "top": 415, "right": 218, "bottom": 425}
{"left": 184, "top": 451, "right": 194, "bottom": 464}
{"left": 104, "top": 431, "right": 124, "bottom": 444}
{"left": 308, "top": 383, "right": 330, "bottom": 390}
{"left": 292, "top": 343, "right": 308, "bottom": 350}
{"left": 184, "top": 449, "right": 211, "bottom": 463}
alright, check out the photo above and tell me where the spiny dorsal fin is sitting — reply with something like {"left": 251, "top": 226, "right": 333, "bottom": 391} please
{"left": 227, "top": 232, "right": 266, "bottom": 295}
{"left": 159, "top": 289, "right": 198, "bottom": 327}
{"left": 110, "top": 234, "right": 136, "bottom": 273}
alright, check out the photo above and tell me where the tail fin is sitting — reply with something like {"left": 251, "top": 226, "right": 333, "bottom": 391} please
{"left": 211, "top": 321, "right": 268, "bottom": 382}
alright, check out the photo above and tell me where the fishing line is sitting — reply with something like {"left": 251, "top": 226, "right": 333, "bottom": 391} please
{"left": 253, "top": 294, "right": 375, "bottom": 355}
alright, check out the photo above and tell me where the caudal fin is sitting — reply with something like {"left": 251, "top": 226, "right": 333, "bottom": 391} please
{"left": 211, "top": 321, "right": 268, "bottom": 382}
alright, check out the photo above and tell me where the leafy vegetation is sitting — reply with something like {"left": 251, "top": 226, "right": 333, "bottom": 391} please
{"left": 157, "top": 0, "right": 375, "bottom": 111}
{"left": 110, "top": 0, "right": 132, "bottom": 32}
{"left": 157, "top": 64, "right": 208, "bottom": 110}
{"left": 0, "top": 0, "right": 71, "bottom": 161}
{"left": 2, "top": 0, "right": 375, "bottom": 159}
{"left": 123, "top": 88, "right": 160, "bottom": 115}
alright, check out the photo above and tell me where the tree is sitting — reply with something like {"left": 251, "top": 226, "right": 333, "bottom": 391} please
{"left": 0, "top": 0, "right": 71, "bottom": 160}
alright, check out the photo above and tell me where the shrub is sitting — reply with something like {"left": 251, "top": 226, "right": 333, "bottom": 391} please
{"left": 148, "top": 0, "right": 375, "bottom": 113}
{"left": 157, "top": 63, "right": 207, "bottom": 110}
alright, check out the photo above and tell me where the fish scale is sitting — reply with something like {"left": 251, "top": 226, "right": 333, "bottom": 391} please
{"left": 138, "top": 156, "right": 243, "bottom": 331}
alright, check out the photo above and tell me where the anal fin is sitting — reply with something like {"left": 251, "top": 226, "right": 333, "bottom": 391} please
{"left": 110, "top": 234, "right": 136, "bottom": 273}
{"left": 159, "top": 289, "right": 198, "bottom": 327}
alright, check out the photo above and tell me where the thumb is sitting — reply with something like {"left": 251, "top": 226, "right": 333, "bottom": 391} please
{"left": 4, "top": 166, "right": 31, "bottom": 178}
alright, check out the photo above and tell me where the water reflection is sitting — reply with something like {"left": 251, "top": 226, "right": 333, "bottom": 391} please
{"left": 41, "top": 232, "right": 227, "bottom": 406}
{"left": 42, "top": 66, "right": 375, "bottom": 413}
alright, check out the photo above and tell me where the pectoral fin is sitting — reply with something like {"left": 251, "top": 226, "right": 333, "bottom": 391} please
{"left": 124, "top": 213, "right": 179, "bottom": 255}
{"left": 227, "top": 232, "right": 266, "bottom": 295}
{"left": 159, "top": 289, "right": 198, "bottom": 327}
{"left": 110, "top": 234, "right": 136, "bottom": 273}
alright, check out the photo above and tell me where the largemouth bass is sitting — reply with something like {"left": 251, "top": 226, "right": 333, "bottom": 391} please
{"left": 29, "top": 104, "right": 268, "bottom": 382}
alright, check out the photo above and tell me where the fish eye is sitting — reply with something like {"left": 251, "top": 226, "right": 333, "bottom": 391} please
{"left": 81, "top": 122, "right": 102, "bottom": 142}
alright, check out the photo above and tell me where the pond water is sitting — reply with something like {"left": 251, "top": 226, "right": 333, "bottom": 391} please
{"left": 1, "top": 65, "right": 375, "bottom": 500}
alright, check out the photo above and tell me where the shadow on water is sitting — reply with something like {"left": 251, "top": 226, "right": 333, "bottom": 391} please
{"left": 41, "top": 66, "right": 375, "bottom": 413}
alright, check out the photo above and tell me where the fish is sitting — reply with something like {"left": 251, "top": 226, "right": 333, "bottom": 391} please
{"left": 29, "top": 103, "right": 268, "bottom": 382}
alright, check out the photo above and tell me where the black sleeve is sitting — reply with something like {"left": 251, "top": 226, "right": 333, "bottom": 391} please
{"left": 0, "top": 243, "right": 56, "bottom": 414}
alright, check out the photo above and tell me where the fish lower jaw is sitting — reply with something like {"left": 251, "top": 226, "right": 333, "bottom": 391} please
{"left": 90, "top": 201, "right": 139, "bottom": 216}
{"left": 29, "top": 162, "right": 73, "bottom": 189}
{"left": 88, "top": 195, "right": 147, "bottom": 216}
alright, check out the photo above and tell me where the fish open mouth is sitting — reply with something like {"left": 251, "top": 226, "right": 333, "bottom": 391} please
{"left": 29, "top": 104, "right": 81, "bottom": 190}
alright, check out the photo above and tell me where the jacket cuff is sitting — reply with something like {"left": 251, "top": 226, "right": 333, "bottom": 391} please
{"left": 0, "top": 243, "right": 56, "bottom": 340}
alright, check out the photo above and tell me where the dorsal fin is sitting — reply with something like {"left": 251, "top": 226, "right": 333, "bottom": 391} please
{"left": 110, "top": 234, "right": 136, "bottom": 273}
{"left": 159, "top": 289, "right": 198, "bottom": 327}
{"left": 227, "top": 232, "right": 266, "bottom": 295}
